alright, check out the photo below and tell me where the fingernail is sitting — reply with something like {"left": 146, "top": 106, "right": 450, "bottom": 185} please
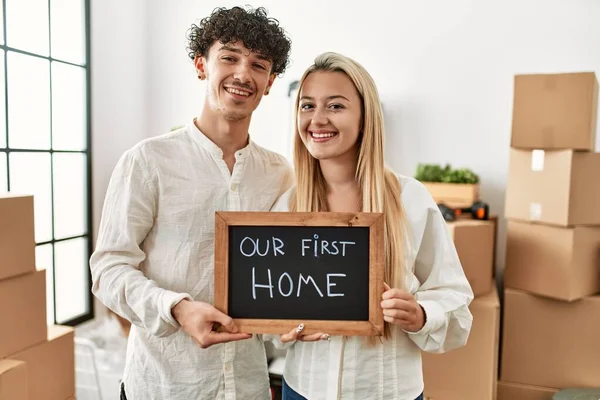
{"left": 296, "top": 323, "right": 304, "bottom": 333}
{"left": 321, "top": 334, "right": 330, "bottom": 341}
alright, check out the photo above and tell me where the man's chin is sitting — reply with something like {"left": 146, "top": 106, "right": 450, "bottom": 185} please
{"left": 221, "top": 109, "right": 250, "bottom": 122}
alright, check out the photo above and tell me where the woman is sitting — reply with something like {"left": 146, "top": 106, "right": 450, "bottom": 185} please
{"left": 267, "top": 52, "right": 474, "bottom": 400}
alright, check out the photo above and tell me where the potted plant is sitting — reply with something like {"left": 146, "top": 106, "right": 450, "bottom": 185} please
{"left": 414, "top": 163, "right": 480, "bottom": 208}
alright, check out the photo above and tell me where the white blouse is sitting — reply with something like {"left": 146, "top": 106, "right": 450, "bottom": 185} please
{"left": 266, "top": 175, "right": 474, "bottom": 400}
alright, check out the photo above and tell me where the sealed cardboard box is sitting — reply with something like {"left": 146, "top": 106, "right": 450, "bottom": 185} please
{"left": 505, "top": 220, "right": 600, "bottom": 301}
{"left": 501, "top": 289, "right": 600, "bottom": 388}
{"left": 10, "top": 325, "right": 75, "bottom": 400}
{"left": 422, "top": 282, "right": 499, "bottom": 400}
{"left": 0, "top": 194, "right": 35, "bottom": 281}
{"left": 505, "top": 149, "right": 600, "bottom": 226}
{"left": 497, "top": 381, "right": 558, "bottom": 400}
{"left": 0, "top": 359, "right": 27, "bottom": 400}
{"left": 511, "top": 71, "right": 598, "bottom": 150}
{"left": 423, "top": 182, "right": 479, "bottom": 208}
{"left": 0, "top": 270, "right": 47, "bottom": 358}
{"left": 447, "top": 220, "right": 495, "bottom": 296}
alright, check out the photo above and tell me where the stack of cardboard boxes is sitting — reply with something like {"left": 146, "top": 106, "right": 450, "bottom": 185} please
{"left": 421, "top": 212, "right": 500, "bottom": 396}
{"left": 499, "top": 71, "right": 600, "bottom": 398}
{"left": 0, "top": 193, "right": 76, "bottom": 400}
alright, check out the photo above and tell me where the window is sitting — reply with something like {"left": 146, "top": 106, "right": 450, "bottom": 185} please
{"left": 1, "top": 0, "right": 92, "bottom": 326}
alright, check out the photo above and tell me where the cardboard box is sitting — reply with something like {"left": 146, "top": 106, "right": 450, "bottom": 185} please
{"left": 511, "top": 71, "right": 598, "bottom": 150}
{"left": 423, "top": 182, "right": 479, "bottom": 208}
{"left": 10, "top": 325, "right": 75, "bottom": 400}
{"left": 0, "top": 194, "right": 35, "bottom": 281}
{"left": 447, "top": 220, "right": 495, "bottom": 296}
{"left": 0, "top": 270, "right": 47, "bottom": 358}
{"left": 505, "top": 220, "right": 600, "bottom": 301}
{"left": 505, "top": 149, "right": 600, "bottom": 226}
{"left": 501, "top": 289, "right": 600, "bottom": 388}
{"left": 422, "top": 282, "right": 500, "bottom": 400}
{"left": 497, "top": 381, "right": 558, "bottom": 400}
{"left": 0, "top": 359, "right": 27, "bottom": 400}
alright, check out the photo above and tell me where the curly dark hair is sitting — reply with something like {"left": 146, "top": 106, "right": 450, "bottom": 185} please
{"left": 186, "top": 6, "right": 292, "bottom": 76}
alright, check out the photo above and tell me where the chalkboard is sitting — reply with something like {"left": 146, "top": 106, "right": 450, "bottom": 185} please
{"left": 214, "top": 211, "right": 385, "bottom": 336}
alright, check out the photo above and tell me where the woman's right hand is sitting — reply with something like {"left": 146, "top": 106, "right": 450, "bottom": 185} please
{"left": 280, "top": 323, "right": 331, "bottom": 343}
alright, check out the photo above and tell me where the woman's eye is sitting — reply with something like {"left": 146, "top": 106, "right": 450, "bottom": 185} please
{"left": 329, "top": 104, "right": 344, "bottom": 110}
{"left": 300, "top": 104, "right": 314, "bottom": 110}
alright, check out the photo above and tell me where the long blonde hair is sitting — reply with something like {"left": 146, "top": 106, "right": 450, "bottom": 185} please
{"left": 290, "top": 52, "right": 408, "bottom": 340}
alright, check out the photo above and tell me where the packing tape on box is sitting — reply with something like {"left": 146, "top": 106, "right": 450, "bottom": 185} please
{"left": 529, "top": 203, "right": 542, "bottom": 220}
{"left": 531, "top": 149, "right": 545, "bottom": 171}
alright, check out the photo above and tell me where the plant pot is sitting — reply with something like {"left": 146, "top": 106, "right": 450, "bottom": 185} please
{"left": 422, "top": 182, "right": 479, "bottom": 208}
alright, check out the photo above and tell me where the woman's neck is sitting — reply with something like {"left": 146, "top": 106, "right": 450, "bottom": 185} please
{"left": 319, "top": 153, "right": 361, "bottom": 212}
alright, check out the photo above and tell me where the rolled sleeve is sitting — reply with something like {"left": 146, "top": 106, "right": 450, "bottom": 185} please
{"left": 90, "top": 148, "right": 192, "bottom": 337}
{"left": 402, "top": 179, "right": 474, "bottom": 353}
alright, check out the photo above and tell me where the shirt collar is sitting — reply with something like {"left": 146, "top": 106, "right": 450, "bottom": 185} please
{"left": 187, "top": 119, "right": 254, "bottom": 159}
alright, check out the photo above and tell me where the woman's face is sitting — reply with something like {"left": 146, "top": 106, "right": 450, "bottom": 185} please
{"left": 297, "top": 71, "right": 362, "bottom": 163}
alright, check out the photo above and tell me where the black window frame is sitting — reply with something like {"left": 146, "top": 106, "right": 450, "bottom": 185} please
{"left": 0, "top": 0, "right": 93, "bottom": 327}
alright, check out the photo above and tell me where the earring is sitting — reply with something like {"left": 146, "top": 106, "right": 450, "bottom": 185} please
{"left": 198, "top": 74, "right": 205, "bottom": 80}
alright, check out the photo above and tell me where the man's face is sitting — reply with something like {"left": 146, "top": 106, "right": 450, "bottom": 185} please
{"left": 195, "top": 41, "right": 276, "bottom": 122}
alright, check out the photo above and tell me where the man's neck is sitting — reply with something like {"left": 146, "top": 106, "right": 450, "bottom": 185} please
{"left": 195, "top": 108, "right": 251, "bottom": 158}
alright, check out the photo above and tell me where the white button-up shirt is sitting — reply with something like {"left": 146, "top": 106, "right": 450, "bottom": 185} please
{"left": 90, "top": 121, "right": 293, "bottom": 400}
{"left": 266, "top": 175, "right": 474, "bottom": 400}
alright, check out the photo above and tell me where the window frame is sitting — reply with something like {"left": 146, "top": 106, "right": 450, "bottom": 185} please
{"left": 0, "top": 0, "right": 93, "bottom": 327}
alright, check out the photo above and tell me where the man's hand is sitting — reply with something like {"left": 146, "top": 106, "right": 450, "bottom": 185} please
{"left": 172, "top": 299, "right": 251, "bottom": 349}
{"left": 280, "top": 323, "right": 330, "bottom": 343}
{"left": 380, "top": 283, "right": 426, "bottom": 332}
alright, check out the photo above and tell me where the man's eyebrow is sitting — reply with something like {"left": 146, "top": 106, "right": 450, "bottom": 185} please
{"left": 219, "top": 45, "right": 271, "bottom": 63}
{"left": 219, "top": 44, "right": 243, "bottom": 53}
{"left": 300, "top": 95, "right": 350, "bottom": 101}
{"left": 256, "top": 54, "right": 271, "bottom": 62}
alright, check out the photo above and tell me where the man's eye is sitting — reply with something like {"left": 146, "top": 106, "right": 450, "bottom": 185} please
{"left": 254, "top": 64, "right": 266, "bottom": 70}
{"left": 223, "top": 56, "right": 235, "bottom": 62}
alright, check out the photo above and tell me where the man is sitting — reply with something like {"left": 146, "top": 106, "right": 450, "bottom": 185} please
{"left": 90, "top": 6, "right": 293, "bottom": 399}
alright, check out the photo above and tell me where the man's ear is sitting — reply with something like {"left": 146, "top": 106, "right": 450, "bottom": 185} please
{"left": 194, "top": 55, "right": 207, "bottom": 80}
{"left": 264, "top": 73, "right": 276, "bottom": 95}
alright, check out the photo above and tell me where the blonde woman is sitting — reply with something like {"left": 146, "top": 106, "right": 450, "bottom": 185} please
{"left": 268, "top": 52, "right": 474, "bottom": 400}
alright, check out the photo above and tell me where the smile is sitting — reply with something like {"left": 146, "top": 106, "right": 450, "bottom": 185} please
{"left": 225, "top": 87, "right": 252, "bottom": 97}
{"left": 310, "top": 131, "right": 338, "bottom": 139}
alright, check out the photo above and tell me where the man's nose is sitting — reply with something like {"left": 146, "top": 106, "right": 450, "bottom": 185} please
{"left": 233, "top": 62, "right": 252, "bottom": 84}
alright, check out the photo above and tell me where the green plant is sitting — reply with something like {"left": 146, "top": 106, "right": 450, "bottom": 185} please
{"left": 414, "top": 163, "right": 479, "bottom": 184}
{"left": 414, "top": 163, "right": 450, "bottom": 182}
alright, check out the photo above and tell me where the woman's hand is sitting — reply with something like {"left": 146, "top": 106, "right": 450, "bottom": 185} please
{"left": 381, "top": 283, "right": 426, "bottom": 332}
{"left": 280, "top": 323, "right": 331, "bottom": 343}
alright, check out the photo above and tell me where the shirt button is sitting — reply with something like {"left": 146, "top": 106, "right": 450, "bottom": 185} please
{"left": 231, "top": 183, "right": 239, "bottom": 192}
{"left": 224, "top": 363, "right": 233, "bottom": 373}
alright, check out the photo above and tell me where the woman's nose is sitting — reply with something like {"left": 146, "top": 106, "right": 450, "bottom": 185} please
{"left": 311, "top": 108, "right": 328, "bottom": 125}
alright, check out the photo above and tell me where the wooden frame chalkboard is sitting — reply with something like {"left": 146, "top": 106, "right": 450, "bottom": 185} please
{"left": 214, "top": 211, "right": 385, "bottom": 336}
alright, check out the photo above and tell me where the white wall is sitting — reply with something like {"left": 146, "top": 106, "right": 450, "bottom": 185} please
{"left": 91, "top": 0, "right": 148, "bottom": 240}
{"left": 133, "top": 0, "right": 600, "bottom": 280}
{"left": 90, "top": 0, "right": 149, "bottom": 316}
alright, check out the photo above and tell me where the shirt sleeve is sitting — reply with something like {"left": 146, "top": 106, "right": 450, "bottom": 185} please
{"left": 89, "top": 148, "right": 192, "bottom": 338}
{"left": 402, "top": 180, "right": 474, "bottom": 354}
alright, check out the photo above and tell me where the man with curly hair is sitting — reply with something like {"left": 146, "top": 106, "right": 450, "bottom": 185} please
{"left": 90, "top": 6, "right": 293, "bottom": 399}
